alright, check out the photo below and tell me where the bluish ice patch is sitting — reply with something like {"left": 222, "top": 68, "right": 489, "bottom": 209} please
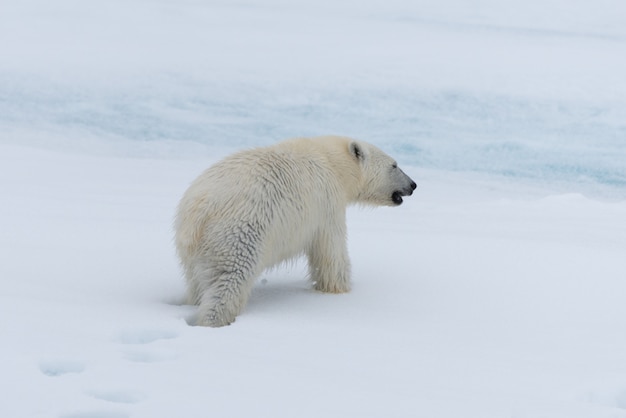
{"left": 1, "top": 74, "right": 625, "bottom": 195}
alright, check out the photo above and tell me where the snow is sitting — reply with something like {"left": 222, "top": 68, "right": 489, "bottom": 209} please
{"left": 1, "top": 1, "right": 626, "bottom": 417}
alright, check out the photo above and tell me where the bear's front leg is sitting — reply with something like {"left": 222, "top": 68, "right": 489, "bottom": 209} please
{"left": 307, "top": 223, "right": 351, "bottom": 294}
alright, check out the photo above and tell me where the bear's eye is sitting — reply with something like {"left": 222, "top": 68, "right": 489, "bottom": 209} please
{"left": 392, "top": 162, "right": 397, "bottom": 169}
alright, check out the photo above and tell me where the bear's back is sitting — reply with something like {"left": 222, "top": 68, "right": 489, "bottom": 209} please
{"left": 177, "top": 141, "right": 349, "bottom": 266}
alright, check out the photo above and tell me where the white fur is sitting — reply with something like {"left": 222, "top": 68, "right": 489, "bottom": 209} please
{"left": 175, "top": 136, "right": 416, "bottom": 327}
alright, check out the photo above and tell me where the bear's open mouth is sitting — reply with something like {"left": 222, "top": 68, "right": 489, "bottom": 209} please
{"left": 392, "top": 191, "right": 404, "bottom": 205}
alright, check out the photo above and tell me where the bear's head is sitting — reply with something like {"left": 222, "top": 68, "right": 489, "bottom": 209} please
{"left": 350, "top": 140, "right": 417, "bottom": 206}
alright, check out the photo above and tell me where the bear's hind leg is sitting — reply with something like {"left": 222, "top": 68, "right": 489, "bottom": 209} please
{"left": 195, "top": 225, "right": 262, "bottom": 327}
{"left": 196, "top": 267, "right": 257, "bottom": 327}
{"left": 307, "top": 222, "right": 351, "bottom": 294}
{"left": 183, "top": 262, "right": 205, "bottom": 305}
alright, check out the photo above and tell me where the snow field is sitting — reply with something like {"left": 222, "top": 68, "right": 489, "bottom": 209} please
{"left": 2, "top": 145, "right": 626, "bottom": 417}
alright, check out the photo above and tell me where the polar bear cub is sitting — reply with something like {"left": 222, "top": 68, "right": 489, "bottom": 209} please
{"left": 175, "top": 136, "right": 416, "bottom": 327}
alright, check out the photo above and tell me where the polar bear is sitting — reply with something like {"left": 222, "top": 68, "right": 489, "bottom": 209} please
{"left": 175, "top": 136, "right": 416, "bottom": 327}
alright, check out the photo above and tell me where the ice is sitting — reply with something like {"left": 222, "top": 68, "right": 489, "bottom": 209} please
{"left": 1, "top": 0, "right": 626, "bottom": 417}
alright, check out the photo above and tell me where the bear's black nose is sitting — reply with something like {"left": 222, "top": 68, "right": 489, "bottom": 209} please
{"left": 410, "top": 181, "right": 417, "bottom": 190}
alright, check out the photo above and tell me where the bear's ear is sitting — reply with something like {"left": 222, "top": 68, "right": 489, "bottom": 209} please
{"left": 349, "top": 141, "right": 364, "bottom": 161}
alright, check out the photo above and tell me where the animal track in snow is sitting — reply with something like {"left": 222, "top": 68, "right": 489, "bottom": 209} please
{"left": 123, "top": 348, "right": 178, "bottom": 363}
{"left": 87, "top": 389, "right": 146, "bottom": 404}
{"left": 39, "top": 360, "right": 85, "bottom": 376}
{"left": 116, "top": 327, "right": 179, "bottom": 364}
{"left": 116, "top": 328, "right": 178, "bottom": 345}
